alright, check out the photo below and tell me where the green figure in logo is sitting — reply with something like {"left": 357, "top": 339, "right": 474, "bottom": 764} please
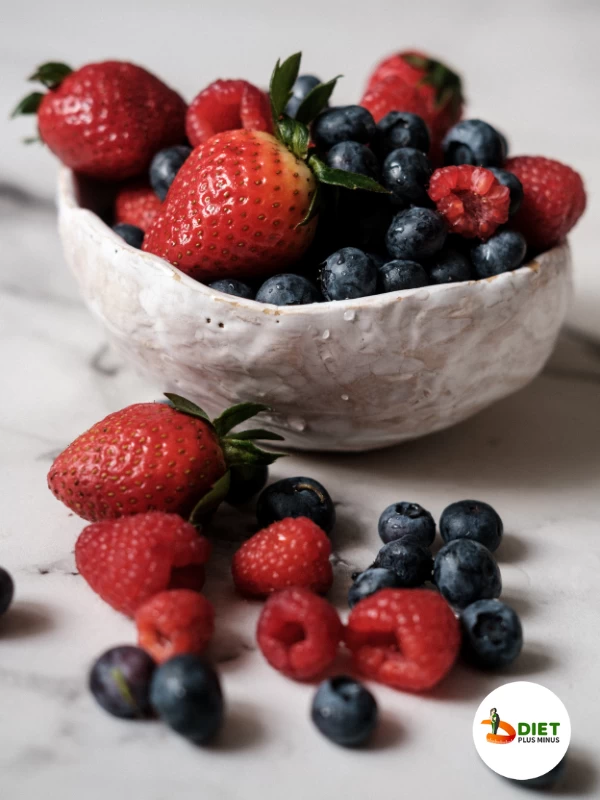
{"left": 490, "top": 707, "right": 500, "bottom": 735}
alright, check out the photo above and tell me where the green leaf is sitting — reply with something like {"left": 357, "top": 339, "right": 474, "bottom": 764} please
{"left": 29, "top": 62, "right": 73, "bottom": 89}
{"left": 276, "top": 117, "right": 310, "bottom": 160}
{"left": 223, "top": 439, "right": 284, "bottom": 467}
{"left": 308, "top": 155, "right": 390, "bottom": 193}
{"left": 212, "top": 402, "right": 270, "bottom": 438}
{"left": 164, "top": 393, "right": 211, "bottom": 423}
{"left": 231, "top": 428, "right": 285, "bottom": 441}
{"left": 295, "top": 76, "right": 341, "bottom": 125}
{"left": 297, "top": 182, "right": 321, "bottom": 227}
{"left": 269, "top": 52, "right": 302, "bottom": 123}
{"left": 188, "top": 471, "right": 231, "bottom": 527}
{"left": 11, "top": 92, "right": 44, "bottom": 118}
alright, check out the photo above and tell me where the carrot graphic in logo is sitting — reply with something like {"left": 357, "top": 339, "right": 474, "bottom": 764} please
{"left": 481, "top": 708, "right": 516, "bottom": 744}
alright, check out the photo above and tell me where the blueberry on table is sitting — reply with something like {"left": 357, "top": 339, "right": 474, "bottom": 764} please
{"left": 386, "top": 207, "right": 447, "bottom": 261}
{"left": 312, "top": 106, "right": 376, "bottom": 150}
{"left": 149, "top": 145, "right": 192, "bottom": 201}
{"left": 442, "top": 119, "right": 507, "bottom": 167}
{"left": 460, "top": 599, "right": 523, "bottom": 668}
{"left": 311, "top": 676, "right": 378, "bottom": 747}
{"left": 321, "top": 247, "right": 378, "bottom": 301}
{"left": 375, "top": 111, "right": 430, "bottom": 157}
{"left": 348, "top": 568, "right": 402, "bottom": 608}
{"left": 256, "top": 476, "right": 335, "bottom": 534}
{"left": 112, "top": 223, "right": 144, "bottom": 249}
{"left": 427, "top": 247, "right": 473, "bottom": 284}
{"left": 0, "top": 567, "right": 14, "bottom": 616}
{"left": 373, "top": 539, "right": 433, "bottom": 587}
{"left": 378, "top": 502, "right": 436, "bottom": 546}
{"left": 325, "top": 141, "right": 379, "bottom": 179}
{"left": 434, "top": 539, "right": 502, "bottom": 609}
{"left": 440, "top": 499, "right": 504, "bottom": 551}
{"left": 471, "top": 230, "right": 527, "bottom": 278}
{"left": 89, "top": 646, "right": 156, "bottom": 719}
{"left": 378, "top": 259, "right": 429, "bottom": 293}
{"left": 150, "top": 654, "right": 224, "bottom": 744}
{"left": 226, "top": 464, "right": 268, "bottom": 505}
{"left": 381, "top": 147, "right": 432, "bottom": 207}
{"left": 255, "top": 274, "right": 321, "bottom": 305}
{"left": 208, "top": 279, "right": 255, "bottom": 299}
{"left": 285, "top": 74, "right": 322, "bottom": 118}
{"left": 488, "top": 167, "right": 524, "bottom": 216}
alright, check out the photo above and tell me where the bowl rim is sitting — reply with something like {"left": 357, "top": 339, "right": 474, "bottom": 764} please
{"left": 59, "top": 167, "right": 568, "bottom": 317}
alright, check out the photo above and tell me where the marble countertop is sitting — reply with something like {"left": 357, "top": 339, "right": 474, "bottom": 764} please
{"left": 1, "top": 1, "right": 600, "bottom": 798}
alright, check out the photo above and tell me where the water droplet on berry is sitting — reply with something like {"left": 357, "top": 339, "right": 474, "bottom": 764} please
{"left": 322, "top": 329, "right": 330, "bottom": 340}
{"left": 341, "top": 394, "right": 349, "bottom": 401}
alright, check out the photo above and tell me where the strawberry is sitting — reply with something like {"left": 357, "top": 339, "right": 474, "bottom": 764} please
{"left": 13, "top": 61, "right": 186, "bottom": 181}
{"left": 360, "top": 77, "right": 429, "bottom": 127}
{"left": 48, "top": 395, "right": 282, "bottom": 523}
{"left": 114, "top": 180, "right": 162, "bottom": 231}
{"left": 75, "top": 512, "right": 211, "bottom": 616}
{"left": 186, "top": 79, "right": 272, "bottom": 147}
{"left": 504, "top": 156, "right": 586, "bottom": 250}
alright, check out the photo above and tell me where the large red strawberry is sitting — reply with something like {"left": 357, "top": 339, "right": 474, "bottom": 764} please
{"left": 48, "top": 395, "right": 282, "bottom": 523}
{"left": 505, "top": 156, "right": 586, "bottom": 250}
{"left": 13, "top": 61, "right": 187, "bottom": 180}
{"left": 186, "top": 79, "right": 272, "bottom": 147}
{"left": 114, "top": 180, "right": 162, "bottom": 231}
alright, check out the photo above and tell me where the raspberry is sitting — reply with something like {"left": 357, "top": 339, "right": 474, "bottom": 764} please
{"left": 428, "top": 165, "right": 510, "bottom": 239}
{"left": 75, "top": 512, "right": 211, "bottom": 616}
{"left": 186, "top": 79, "right": 272, "bottom": 147}
{"left": 256, "top": 588, "right": 343, "bottom": 681}
{"left": 345, "top": 588, "right": 460, "bottom": 692}
{"left": 231, "top": 517, "right": 333, "bottom": 598}
{"left": 135, "top": 589, "right": 215, "bottom": 664}
{"left": 114, "top": 180, "right": 162, "bottom": 231}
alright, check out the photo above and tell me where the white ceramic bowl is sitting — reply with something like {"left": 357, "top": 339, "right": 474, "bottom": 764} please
{"left": 58, "top": 168, "right": 572, "bottom": 452}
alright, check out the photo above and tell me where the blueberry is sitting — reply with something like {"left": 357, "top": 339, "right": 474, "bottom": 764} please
{"left": 375, "top": 111, "right": 430, "bottom": 157}
{"left": 460, "top": 599, "right": 523, "bottom": 668}
{"left": 112, "top": 223, "right": 144, "bottom": 249}
{"left": 150, "top": 145, "right": 192, "bottom": 201}
{"left": 335, "top": 192, "right": 395, "bottom": 253}
{"left": 378, "top": 502, "right": 436, "bottom": 546}
{"left": 150, "top": 655, "right": 224, "bottom": 744}
{"left": 440, "top": 499, "right": 504, "bottom": 551}
{"left": 255, "top": 274, "right": 320, "bottom": 305}
{"left": 442, "top": 119, "right": 506, "bottom": 167}
{"left": 226, "top": 465, "right": 268, "bottom": 505}
{"left": 321, "top": 247, "right": 378, "bottom": 300}
{"left": 434, "top": 539, "right": 502, "bottom": 609}
{"left": 378, "top": 259, "right": 429, "bottom": 293}
{"left": 386, "top": 207, "right": 447, "bottom": 261}
{"left": 208, "top": 279, "right": 255, "bottom": 299}
{"left": 256, "top": 476, "right": 335, "bottom": 534}
{"left": 427, "top": 247, "right": 473, "bottom": 284}
{"left": 348, "top": 568, "right": 402, "bottom": 608}
{"left": 311, "top": 676, "right": 378, "bottom": 747}
{"left": 471, "top": 231, "right": 527, "bottom": 279}
{"left": 381, "top": 147, "right": 432, "bottom": 207}
{"left": 373, "top": 540, "right": 433, "bottom": 587}
{"left": 325, "top": 141, "right": 379, "bottom": 178}
{"left": 285, "top": 74, "right": 322, "bottom": 118}
{"left": 368, "top": 253, "right": 386, "bottom": 269}
{"left": 0, "top": 567, "right": 14, "bottom": 616}
{"left": 89, "top": 646, "right": 156, "bottom": 719}
{"left": 312, "top": 106, "right": 376, "bottom": 150}
{"left": 488, "top": 168, "right": 524, "bottom": 216}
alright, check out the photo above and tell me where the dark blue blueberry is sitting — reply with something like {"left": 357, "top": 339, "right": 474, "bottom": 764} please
{"left": 311, "top": 676, "right": 378, "bottom": 747}
{"left": 471, "top": 231, "right": 527, "bottom": 278}
{"left": 381, "top": 147, "right": 432, "bottom": 207}
{"left": 513, "top": 757, "right": 566, "bottom": 788}
{"left": 434, "top": 539, "right": 502, "bottom": 609}
{"left": 378, "top": 502, "right": 436, "bottom": 546}
{"left": 348, "top": 568, "right": 402, "bottom": 608}
{"left": 427, "top": 247, "right": 473, "bottom": 284}
{"left": 150, "top": 655, "right": 224, "bottom": 744}
{"left": 373, "top": 539, "right": 433, "bottom": 587}
{"left": 375, "top": 111, "right": 430, "bottom": 157}
{"left": 208, "top": 279, "right": 255, "bottom": 299}
{"left": 378, "top": 259, "right": 429, "bottom": 293}
{"left": 149, "top": 145, "right": 192, "bottom": 201}
{"left": 488, "top": 167, "right": 524, "bottom": 216}
{"left": 336, "top": 193, "right": 395, "bottom": 253}
{"left": 285, "top": 74, "right": 322, "bottom": 118}
{"left": 442, "top": 120, "right": 506, "bottom": 167}
{"left": 386, "top": 207, "right": 447, "bottom": 261}
{"left": 368, "top": 253, "right": 386, "bottom": 269}
{"left": 89, "top": 646, "right": 156, "bottom": 719}
{"left": 460, "top": 599, "right": 523, "bottom": 668}
{"left": 255, "top": 274, "right": 320, "bottom": 305}
{"left": 256, "top": 476, "right": 335, "bottom": 534}
{"left": 312, "top": 106, "right": 376, "bottom": 150}
{"left": 0, "top": 567, "right": 14, "bottom": 616}
{"left": 226, "top": 465, "right": 268, "bottom": 506}
{"left": 325, "top": 141, "right": 379, "bottom": 178}
{"left": 321, "top": 247, "right": 378, "bottom": 301}
{"left": 440, "top": 499, "right": 504, "bottom": 552}
{"left": 112, "top": 223, "right": 144, "bottom": 249}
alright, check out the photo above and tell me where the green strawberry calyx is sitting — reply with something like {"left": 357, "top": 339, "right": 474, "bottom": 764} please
{"left": 11, "top": 61, "right": 73, "bottom": 119}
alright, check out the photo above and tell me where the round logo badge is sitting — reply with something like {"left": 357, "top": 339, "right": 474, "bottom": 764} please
{"left": 472, "top": 681, "right": 570, "bottom": 780}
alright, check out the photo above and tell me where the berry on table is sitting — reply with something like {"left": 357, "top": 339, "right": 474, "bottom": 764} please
{"left": 488, "top": 167, "right": 524, "bottom": 216}
{"left": 255, "top": 274, "right": 321, "bottom": 306}
{"left": 256, "top": 476, "right": 335, "bottom": 534}
{"left": 426, "top": 247, "right": 473, "bottom": 284}
{"left": 386, "top": 207, "right": 446, "bottom": 261}
{"left": 185, "top": 79, "right": 271, "bottom": 147}
{"left": 442, "top": 119, "right": 507, "bottom": 167}
{"left": 149, "top": 145, "right": 192, "bottom": 201}
{"left": 311, "top": 676, "right": 378, "bottom": 747}
{"left": 373, "top": 539, "right": 433, "bottom": 587}
{"left": 378, "top": 502, "right": 436, "bottom": 546}
{"left": 460, "top": 599, "right": 523, "bottom": 668}
{"left": 471, "top": 230, "right": 527, "bottom": 278}
{"left": 348, "top": 568, "right": 402, "bottom": 608}
{"left": 381, "top": 147, "right": 432, "bottom": 207}
{"left": 374, "top": 111, "right": 430, "bottom": 157}
{"left": 434, "top": 539, "right": 502, "bottom": 609}
{"left": 208, "top": 279, "right": 255, "bottom": 299}
{"left": 89, "top": 645, "right": 156, "bottom": 719}
{"left": 150, "top": 654, "right": 224, "bottom": 744}
{"left": 440, "top": 500, "right": 504, "bottom": 551}
{"left": 321, "top": 247, "right": 379, "bottom": 301}
{"left": 286, "top": 74, "right": 322, "bottom": 118}
{"left": 378, "top": 260, "right": 429, "bottom": 293}
{"left": 0, "top": 567, "right": 14, "bottom": 616}
{"left": 114, "top": 180, "right": 162, "bottom": 231}
{"left": 112, "top": 223, "right": 144, "bottom": 249}
{"left": 226, "top": 464, "right": 269, "bottom": 505}
{"left": 345, "top": 588, "right": 460, "bottom": 691}
{"left": 325, "top": 141, "right": 379, "bottom": 179}
{"left": 256, "top": 587, "right": 343, "bottom": 681}
{"left": 312, "top": 106, "right": 376, "bottom": 150}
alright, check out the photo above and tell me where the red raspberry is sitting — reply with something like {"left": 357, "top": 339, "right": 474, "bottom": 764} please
{"left": 186, "top": 79, "right": 272, "bottom": 147}
{"left": 75, "top": 512, "right": 211, "bottom": 616}
{"left": 256, "top": 588, "right": 343, "bottom": 681}
{"left": 231, "top": 517, "right": 333, "bottom": 598}
{"left": 505, "top": 156, "right": 586, "bottom": 250}
{"left": 135, "top": 589, "right": 214, "bottom": 664}
{"left": 114, "top": 180, "right": 162, "bottom": 231}
{"left": 428, "top": 165, "right": 510, "bottom": 239}
{"left": 345, "top": 589, "right": 460, "bottom": 692}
